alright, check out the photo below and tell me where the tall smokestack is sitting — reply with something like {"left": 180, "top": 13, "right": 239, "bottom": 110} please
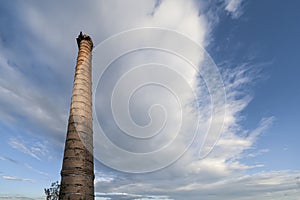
{"left": 59, "top": 32, "right": 94, "bottom": 200}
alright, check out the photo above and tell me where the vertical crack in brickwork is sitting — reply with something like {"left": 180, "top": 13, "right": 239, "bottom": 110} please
{"left": 59, "top": 32, "right": 94, "bottom": 200}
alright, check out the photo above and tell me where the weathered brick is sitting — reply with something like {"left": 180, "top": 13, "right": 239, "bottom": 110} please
{"left": 60, "top": 32, "right": 94, "bottom": 200}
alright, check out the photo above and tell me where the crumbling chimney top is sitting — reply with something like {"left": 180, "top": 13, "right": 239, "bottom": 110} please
{"left": 76, "top": 31, "right": 93, "bottom": 48}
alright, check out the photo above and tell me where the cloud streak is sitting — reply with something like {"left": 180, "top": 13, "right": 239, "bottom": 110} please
{"left": 8, "top": 137, "right": 48, "bottom": 161}
{"left": 0, "top": 194, "right": 43, "bottom": 200}
{"left": 224, "top": 0, "right": 245, "bottom": 18}
{"left": 2, "top": 175, "right": 33, "bottom": 182}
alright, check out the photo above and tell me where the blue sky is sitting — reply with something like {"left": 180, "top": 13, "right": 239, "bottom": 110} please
{"left": 217, "top": 0, "right": 300, "bottom": 171}
{"left": 209, "top": 0, "right": 300, "bottom": 171}
{"left": 0, "top": 0, "right": 300, "bottom": 199}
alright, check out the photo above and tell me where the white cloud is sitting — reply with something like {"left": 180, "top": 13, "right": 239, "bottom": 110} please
{"left": 94, "top": 170, "right": 300, "bottom": 200}
{"left": 0, "top": 50, "right": 68, "bottom": 144}
{"left": 0, "top": 194, "right": 43, "bottom": 200}
{"left": 224, "top": 0, "right": 244, "bottom": 18}
{"left": 0, "top": 156, "right": 50, "bottom": 178}
{"left": 94, "top": 61, "right": 284, "bottom": 199}
{"left": 8, "top": 137, "right": 48, "bottom": 160}
{"left": 2, "top": 175, "right": 33, "bottom": 182}
{"left": 95, "top": 192, "right": 172, "bottom": 200}
{"left": 24, "top": 163, "right": 50, "bottom": 177}
{"left": 94, "top": 170, "right": 115, "bottom": 184}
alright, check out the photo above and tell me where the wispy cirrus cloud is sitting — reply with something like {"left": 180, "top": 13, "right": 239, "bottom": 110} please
{"left": 0, "top": 194, "right": 43, "bottom": 200}
{"left": 0, "top": 156, "right": 50, "bottom": 178}
{"left": 95, "top": 192, "right": 172, "bottom": 200}
{"left": 0, "top": 156, "right": 19, "bottom": 164}
{"left": 224, "top": 0, "right": 244, "bottom": 18}
{"left": 2, "top": 175, "right": 33, "bottom": 182}
{"left": 8, "top": 137, "right": 48, "bottom": 160}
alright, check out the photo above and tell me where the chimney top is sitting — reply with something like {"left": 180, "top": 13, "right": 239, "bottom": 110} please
{"left": 76, "top": 31, "right": 93, "bottom": 48}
